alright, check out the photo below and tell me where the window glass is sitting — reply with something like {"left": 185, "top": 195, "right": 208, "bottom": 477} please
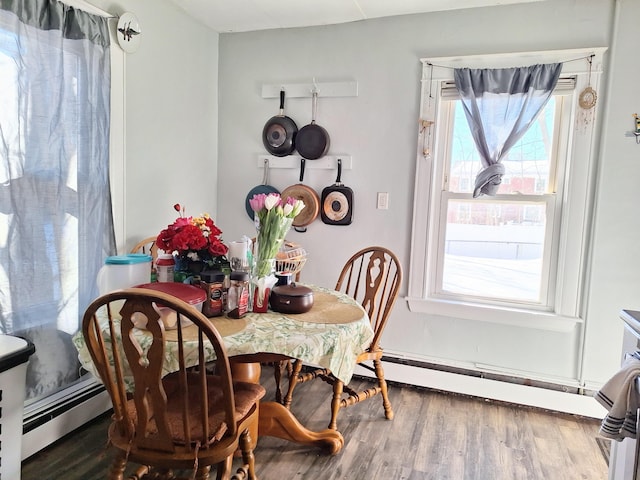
{"left": 448, "top": 99, "right": 556, "bottom": 195}
{"left": 438, "top": 99, "right": 558, "bottom": 304}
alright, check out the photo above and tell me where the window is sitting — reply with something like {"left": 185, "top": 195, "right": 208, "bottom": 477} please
{"left": 407, "top": 49, "right": 606, "bottom": 328}
{"left": 0, "top": 0, "right": 124, "bottom": 406}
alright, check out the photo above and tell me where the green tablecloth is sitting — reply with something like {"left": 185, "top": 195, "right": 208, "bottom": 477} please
{"left": 73, "top": 284, "right": 374, "bottom": 388}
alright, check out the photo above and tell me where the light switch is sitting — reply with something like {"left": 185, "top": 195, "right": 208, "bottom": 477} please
{"left": 377, "top": 192, "right": 389, "bottom": 210}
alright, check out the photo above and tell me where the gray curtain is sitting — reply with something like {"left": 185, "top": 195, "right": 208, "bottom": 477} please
{"left": 454, "top": 63, "right": 562, "bottom": 197}
{"left": 0, "top": 0, "right": 115, "bottom": 401}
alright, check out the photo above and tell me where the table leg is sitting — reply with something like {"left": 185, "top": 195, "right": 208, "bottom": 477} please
{"left": 230, "top": 361, "right": 344, "bottom": 454}
{"left": 258, "top": 401, "right": 344, "bottom": 454}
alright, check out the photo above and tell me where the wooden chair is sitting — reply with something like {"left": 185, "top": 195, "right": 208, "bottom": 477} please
{"left": 82, "top": 288, "right": 265, "bottom": 480}
{"left": 281, "top": 246, "right": 402, "bottom": 431}
{"left": 131, "top": 235, "right": 160, "bottom": 263}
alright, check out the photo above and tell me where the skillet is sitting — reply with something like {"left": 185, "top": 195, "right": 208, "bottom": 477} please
{"left": 245, "top": 158, "right": 279, "bottom": 220}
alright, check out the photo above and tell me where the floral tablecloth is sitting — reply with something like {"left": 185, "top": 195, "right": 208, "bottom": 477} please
{"left": 72, "top": 285, "right": 374, "bottom": 388}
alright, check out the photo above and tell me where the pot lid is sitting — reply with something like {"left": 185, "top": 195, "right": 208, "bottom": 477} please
{"left": 134, "top": 282, "right": 206, "bottom": 305}
{"left": 271, "top": 283, "right": 313, "bottom": 297}
{"left": 280, "top": 184, "right": 320, "bottom": 227}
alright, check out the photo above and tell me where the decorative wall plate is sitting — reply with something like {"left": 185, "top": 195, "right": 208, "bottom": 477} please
{"left": 116, "top": 12, "right": 141, "bottom": 53}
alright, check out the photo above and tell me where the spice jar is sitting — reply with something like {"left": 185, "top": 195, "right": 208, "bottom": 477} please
{"left": 156, "top": 254, "right": 175, "bottom": 283}
{"left": 227, "top": 271, "right": 249, "bottom": 319}
{"left": 198, "top": 270, "right": 226, "bottom": 317}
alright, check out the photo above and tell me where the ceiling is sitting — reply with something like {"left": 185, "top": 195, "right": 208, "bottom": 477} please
{"left": 167, "top": 0, "right": 545, "bottom": 33}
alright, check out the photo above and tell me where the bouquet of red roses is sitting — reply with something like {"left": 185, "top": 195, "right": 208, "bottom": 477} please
{"left": 156, "top": 204, "right": 228, "bottom": 265}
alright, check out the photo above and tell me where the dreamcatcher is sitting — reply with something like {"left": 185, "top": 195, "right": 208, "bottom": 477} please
{"left": 576, "top": 55, "right": 597, "bottom": 132}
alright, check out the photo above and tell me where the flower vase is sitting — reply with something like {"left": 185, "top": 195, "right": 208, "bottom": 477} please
{"left": 187, "top": 260, "right": 206, "bottom": 274}
{"left": 252, "top": 258, "right": 276, "bottom": 313}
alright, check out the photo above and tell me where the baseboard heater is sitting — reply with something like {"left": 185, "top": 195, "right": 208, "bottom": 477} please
{"left": 21, "top": 379, "right": 112, "bottom": 460}
{"left": 376, "top": 355, "right": 586, "bottom": 394}
{"left": 23, "top": 382, "right": 105, "bottom": 433}
{"left": 351, "top": 355, "right": 606, "bottom": 418}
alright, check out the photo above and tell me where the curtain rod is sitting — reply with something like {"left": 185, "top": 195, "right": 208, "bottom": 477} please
{"left": 425, "top": 54, "right": 595, "bottom": 70}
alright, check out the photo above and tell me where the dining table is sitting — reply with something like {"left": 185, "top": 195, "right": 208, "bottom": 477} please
{"left": 73, "top": 283, "right": 374, "bottom": 454}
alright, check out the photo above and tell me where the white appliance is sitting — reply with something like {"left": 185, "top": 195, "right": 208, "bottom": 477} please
{"left": 609, "top": 310, "right": 640, "bottom": 480}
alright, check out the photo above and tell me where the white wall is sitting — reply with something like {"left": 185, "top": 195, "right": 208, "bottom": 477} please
{"left": 216, "top": 0, "right": 639, "bottom": 397}
{"left": 91, "top": 0, "right": 220, "bottom": 249}
{"left": 582, "top": 0, "right": 640, "bottom": 387}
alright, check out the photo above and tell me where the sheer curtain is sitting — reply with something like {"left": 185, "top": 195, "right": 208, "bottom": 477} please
{"left": 0, "top": 0, "right": 115, "bottom": 401}
{"left": 454, "top": 63, "right": 562, "bottom": 197}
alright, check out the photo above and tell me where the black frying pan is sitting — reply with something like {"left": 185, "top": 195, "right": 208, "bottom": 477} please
{"left": 321, "top": 158, "right": 353, "bottom": 225}
{"left": 245, "top": 158, "right": 280, "bottom": 220}
{"left": 262, "top": 90, "right": 298, "bottom": 157}
{"left": 296, "top": 90, "right": 330, "bottom": 160}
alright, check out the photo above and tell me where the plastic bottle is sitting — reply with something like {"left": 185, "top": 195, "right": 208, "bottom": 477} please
{"left": 156, "top": 254, "right": 175, "bottom": 282}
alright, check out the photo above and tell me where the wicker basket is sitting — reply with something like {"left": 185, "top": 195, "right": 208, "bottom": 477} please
{"left": 275, "top": 245, "right": 307, "bottom": 275}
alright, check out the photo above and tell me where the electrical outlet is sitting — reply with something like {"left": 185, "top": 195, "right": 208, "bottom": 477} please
{"left": 377, "top": 192, "right": 389, "bottom": 210}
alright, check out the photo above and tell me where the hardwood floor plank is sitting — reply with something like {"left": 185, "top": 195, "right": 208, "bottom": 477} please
{"left": 22, "top": 370, "right": 609, "bottom": 480}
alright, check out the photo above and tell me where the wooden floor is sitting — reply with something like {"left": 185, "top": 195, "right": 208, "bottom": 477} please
{"left": 22, "top": 367, "right": 609, "bottom": 480}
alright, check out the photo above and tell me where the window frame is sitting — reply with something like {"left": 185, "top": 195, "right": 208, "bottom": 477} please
{"left": 407, "top": 48, "right": 607, "bottom": 332}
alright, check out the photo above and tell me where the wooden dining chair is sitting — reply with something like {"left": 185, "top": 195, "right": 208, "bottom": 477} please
{"left": 281, "top": 246, "right": 402, "bottom": 431}
{"left": 131, "top": 235, "right": 160, "bottom": 263}
{"left": 82, "top": 288, "right": 265, "bottom": 480}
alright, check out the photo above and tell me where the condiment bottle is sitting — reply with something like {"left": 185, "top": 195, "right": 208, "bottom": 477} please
{"left": 156, "top": 254, "right": 175, "bottom": 283}
{"left": 227, "top": 271, "right": 249, "bottom": 319}
{"left": 198, "top": 270, "right": 226, "bottom": 317}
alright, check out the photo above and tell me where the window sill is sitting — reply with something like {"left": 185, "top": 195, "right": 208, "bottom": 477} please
{"left": 405, "top": 296, "right": 583, "bottom": 333}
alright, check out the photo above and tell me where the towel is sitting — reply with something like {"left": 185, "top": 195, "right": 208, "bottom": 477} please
{"left": 595, "top": 352, "right": 640, "bottom": 441}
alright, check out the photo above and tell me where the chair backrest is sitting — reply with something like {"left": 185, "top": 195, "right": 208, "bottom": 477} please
{"left": 335, "top": 246, "right": 402, "bottom": 351}
{"left": 130, "top": 236, "right": 160, "bottom": 263}
{"left": 82, "top": 288, "right": 238, "bottom": 453}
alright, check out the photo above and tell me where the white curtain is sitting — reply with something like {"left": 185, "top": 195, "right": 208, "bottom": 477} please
{"left": 454, "top": 63, "right": 562, "bottom": 197}
{"left": 0, "top": 0, "right": 115, "bottom": 401}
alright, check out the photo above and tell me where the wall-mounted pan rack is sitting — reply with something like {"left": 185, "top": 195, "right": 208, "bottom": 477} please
{"left": 257, "top": 155, "right": 352, "bottom": 170}
{"left": 261, "top": 81, "right": 358, "bottom": 99}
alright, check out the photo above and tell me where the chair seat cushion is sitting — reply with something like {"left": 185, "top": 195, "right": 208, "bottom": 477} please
{"left": 127, "top": 371, "right": 265, "bottom": 445}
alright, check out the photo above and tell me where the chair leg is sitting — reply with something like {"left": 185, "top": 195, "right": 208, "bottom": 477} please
{"left": 274, "top": 361, "right": 284, "bottom": 403}
{"left": 194, "top": 465, "right": 211, "bottom": 480}
{"left": 238, "top": 428, "right": 257, "bottom": 480}
{"left": 216, "top": 456, "right": 233, "bottom": 480}
{"left": 374, "top": 359, "right": 394, "bottom": 420}
{"left": 108, "top": 451, "right": 127, "bottom": 480}
{"left": 282, "top": 359, "right": 303, "bottom": 409}
{"left": 328, "top": 379, "right": 344, "bottom": 431}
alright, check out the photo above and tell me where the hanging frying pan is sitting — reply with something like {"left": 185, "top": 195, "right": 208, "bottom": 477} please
{"left": 262, "top": 89, "right": 298, "bottom": 157}
{"left": 280, "top": 158, "right": 320, "bottom": 233}
{"left": 295, "top": 90, "right": 330, "bottom": 160}
{"left": 321, "top": 158, "right": 353, "bottom": 226}
{"left": 245, "top": 158, "right": 280, "bottom": 220}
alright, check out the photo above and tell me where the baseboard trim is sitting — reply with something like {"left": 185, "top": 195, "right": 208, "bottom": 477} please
{"left": 353, "top": 357, "right": 607, "bottom": 419}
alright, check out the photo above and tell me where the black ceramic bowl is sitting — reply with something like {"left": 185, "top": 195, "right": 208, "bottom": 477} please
{"left": 269, "top": 283, "right": 314, "bottom": 314}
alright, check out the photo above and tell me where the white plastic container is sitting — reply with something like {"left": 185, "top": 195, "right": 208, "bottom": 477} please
{"left": 97, "top": 254, "right": 153, "bottom": 295}
{"left": 0, "top": 335, "right": 35, "bottom": 480}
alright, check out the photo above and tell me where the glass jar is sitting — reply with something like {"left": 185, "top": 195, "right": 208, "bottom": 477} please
{"left": 227, "top": 271, "right": 249, "bottom": 319}
{"left": 198, "top": 270, "right": 226, "bottom": 317}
